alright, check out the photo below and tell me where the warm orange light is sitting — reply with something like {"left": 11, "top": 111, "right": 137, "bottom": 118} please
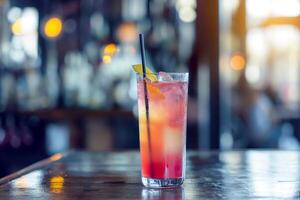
{"left": 50, "top": 153, "right": 63, "bottom": 161}
{"left": 44, "top": 17, "right": 63, "bottom": 38}
{"left": 11, "top": 19, "right": 23, "bottom": 35}
{"left": 230, "top": 54, "right": 246, "bottom": 71}
{"left": 117, "top": 22, "right": 137, "bottom": 43}
{"left": 260, "top": 16, "right": 300, "bottom": 29}
{"left": 103, "top": 55, "right": 112, "bottom": 64}
{"left": 103, "top": 43, "right": 118, "bottom": 55}
{"left": 51, "top": 176, "right": 64, "bottom": 183}
{"left": 50, "top": 176, "right": 64, "bottom": 193}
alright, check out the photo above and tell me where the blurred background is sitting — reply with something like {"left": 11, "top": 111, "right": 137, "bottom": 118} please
{"left": 0, "top": 0, "right": 299, "bottom": 177}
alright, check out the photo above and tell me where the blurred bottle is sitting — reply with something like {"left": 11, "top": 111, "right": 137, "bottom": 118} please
{"left": 63, "top": 52, "right": 93, "bottom": 108}
{"left": 0, "top": 73, "right": 17, "bottom": 110}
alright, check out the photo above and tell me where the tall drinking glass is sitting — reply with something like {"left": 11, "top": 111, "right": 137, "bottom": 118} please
{"left": 137, "top": 72, "right": 189, "bottom": 188}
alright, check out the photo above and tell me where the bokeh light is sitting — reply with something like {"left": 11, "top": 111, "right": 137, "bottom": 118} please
{"left": 116, "top": 22, "right": 137, "bottom": 43}
{"left": 230, "top": 54, "right": 246, "bottom": 71}
{"left": 103, "top": 43, "right": 118, "bottom": 56}
{"left": 176, "top": 0, "right": 197, "bottom": 23}
{"left": 246, "top": 65, "right": 260, "bottom": 85}
{"left": 50, "top": 153, "right": 63, "bottom": 161}
{"left": 102, "top": 55, "right": 112, "bottom": 64}
{"left": 11, "top": 19, "right": 22, "bottom": 35}
{"left": 7, "top": 7, "right": 22, "bottom": 22}
{"left": 179, "top": 6, "right": 196, "bottom": 23}
{"left": 43, "top": 17, "right": 63, "bottom": 38}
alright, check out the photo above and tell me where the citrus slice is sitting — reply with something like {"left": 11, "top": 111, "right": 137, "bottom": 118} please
{"left": 147, "top": 83, "right": 165, "bottom": 100}
{"left": 132, "top": 64, "right": 157, "bottom": 82}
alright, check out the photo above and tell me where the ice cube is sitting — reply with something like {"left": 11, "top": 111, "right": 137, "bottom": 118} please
{"left": 158, "top": 72, "right": 173, "bottom": 81}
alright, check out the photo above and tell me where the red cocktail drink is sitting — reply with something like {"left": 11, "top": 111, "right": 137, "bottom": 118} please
{"left": 137, "top": 72, "right": 188, "bottom": 188}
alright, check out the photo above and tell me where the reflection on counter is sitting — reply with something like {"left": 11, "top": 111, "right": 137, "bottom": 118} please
{"left": 50, "top": 176, "right": 64, "bottom": 194}
{"left": 142, "top": 188, "right": 185, "bottom": 200}
{"left": 1, "top": 151, "right": 299, "bottom": 199}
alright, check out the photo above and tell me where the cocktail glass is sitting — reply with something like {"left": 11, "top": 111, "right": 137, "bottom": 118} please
{"left": 137, "top": 72, "right": 189, "bottom": 188}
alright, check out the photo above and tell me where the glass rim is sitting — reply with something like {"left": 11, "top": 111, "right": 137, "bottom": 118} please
{"left": 136, "top": 72, "right": 189, "bottom": 81}
{"left": 135, "top": 72, "right": 189, "bottom": 76}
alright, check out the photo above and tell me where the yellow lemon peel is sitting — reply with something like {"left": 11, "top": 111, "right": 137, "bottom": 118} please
{"left": 132, "top": 64, "right": 158, "bottom": 82}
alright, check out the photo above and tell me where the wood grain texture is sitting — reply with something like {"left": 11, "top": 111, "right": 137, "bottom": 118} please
{"left": 0, "top": 151, "right": 300, "bottom": 199}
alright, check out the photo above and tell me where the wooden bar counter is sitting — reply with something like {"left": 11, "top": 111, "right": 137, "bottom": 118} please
{"left": 0, "top": 151, "right": 300, "bottom": 199}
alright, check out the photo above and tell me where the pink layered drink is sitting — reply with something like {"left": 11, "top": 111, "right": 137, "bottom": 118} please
{"left": 137, "top": 72, "right": 188, "bottom": 187}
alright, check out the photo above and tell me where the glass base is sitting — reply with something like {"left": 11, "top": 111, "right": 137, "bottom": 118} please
{"left": 142, "top": 177, "right": 184, "bottom": 188}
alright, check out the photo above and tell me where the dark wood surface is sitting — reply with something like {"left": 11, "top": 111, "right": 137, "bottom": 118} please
{"left": 0, "top": 151, "right": 300, "bottom": 199}
{"left": 1, "top": 109, "right": 133, "bottom": 120}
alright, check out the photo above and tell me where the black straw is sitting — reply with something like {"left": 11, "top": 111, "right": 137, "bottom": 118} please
{"left": 139, "top": 34, "right": 153, "bottom": 177}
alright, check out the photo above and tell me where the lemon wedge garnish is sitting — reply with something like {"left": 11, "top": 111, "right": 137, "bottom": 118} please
{"left": 132, "top": 64, "right": 157, "bottom": 82}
